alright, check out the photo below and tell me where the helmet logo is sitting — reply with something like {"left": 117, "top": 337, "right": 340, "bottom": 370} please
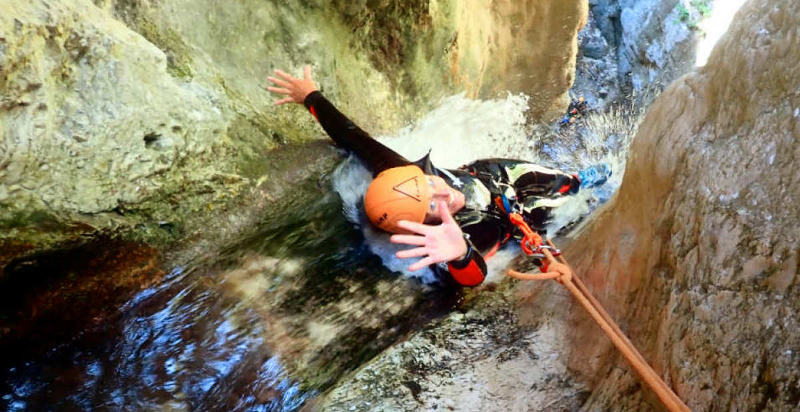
{"left": 392, "top": 176, "right": 424, "bottom": 202}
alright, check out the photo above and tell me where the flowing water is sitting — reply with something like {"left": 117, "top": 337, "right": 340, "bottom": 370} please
{"left": 333, "top": 93, "right": 635, "bottom": 283}
{"left": 0, "top": 93, "right": 635, "bottom": 411}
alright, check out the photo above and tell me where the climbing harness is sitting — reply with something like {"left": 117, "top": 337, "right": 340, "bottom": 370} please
{"left": 506, "top": 216, "right": 690, "bottom": 412}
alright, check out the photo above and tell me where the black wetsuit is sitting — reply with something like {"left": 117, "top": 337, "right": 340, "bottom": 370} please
{"left": 304, "top": 91, "right": 581, "bottom": 286}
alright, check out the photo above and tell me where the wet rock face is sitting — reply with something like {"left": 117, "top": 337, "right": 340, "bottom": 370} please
{"left": 310, "top": 284, "right": 589, "bottom": 411}
{"left": 1, "top": 0, "right": 588, "bottom": 265}
{"left": 573, "top": 8, "right": 620, "bottom": 109}
{"left": 444, "top": 0, "right": 588, "bottom": 120}
{"left": 616, "top": 0, "right": 696, "bottom": 92}
{"left": 0, "top": 0, "right": 246, "bottom": 260}
{"left": 334, "top": 0, "right": 588, "bottom": 120}
{"left": 564, "top": 0, "right": 800, "bottom": 409}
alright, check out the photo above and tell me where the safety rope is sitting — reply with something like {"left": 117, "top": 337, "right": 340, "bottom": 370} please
{"left": 506, "top": 215, "right": 690, "bottom": 412}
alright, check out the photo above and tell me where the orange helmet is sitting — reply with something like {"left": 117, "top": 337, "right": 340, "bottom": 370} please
{"left": 364, "top": 165, "right": 432, "bottom": 233}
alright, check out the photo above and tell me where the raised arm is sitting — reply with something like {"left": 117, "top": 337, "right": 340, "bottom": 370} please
{"left": 268, "top": 66, "right": 409, "bottom": 176}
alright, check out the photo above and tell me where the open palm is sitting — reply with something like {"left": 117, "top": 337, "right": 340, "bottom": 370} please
{"left": 267, "top": 65, "right": 317, "bottom": 105}
{"left": 390, "top": 201, "right": 468, "bottom": 271}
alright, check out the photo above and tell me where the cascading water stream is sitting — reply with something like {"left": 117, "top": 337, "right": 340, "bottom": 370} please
{"left": 332, "top": 93, "right": 633, "bottom": 284}
{"left": 1, "top": 92, "right": 634, "bottom": 411}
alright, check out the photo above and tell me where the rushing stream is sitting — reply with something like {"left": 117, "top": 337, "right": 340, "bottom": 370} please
{"left": 0, "top": 93, "right": 630, "bottom": 411}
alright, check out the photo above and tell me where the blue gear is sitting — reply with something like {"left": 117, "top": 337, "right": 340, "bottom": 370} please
{"left": 578, "top": 163, "right": 612, "bottom": 188}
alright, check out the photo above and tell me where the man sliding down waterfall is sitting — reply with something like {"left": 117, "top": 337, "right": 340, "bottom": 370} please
{"left": 268, "top": 66, "right": 611, "bottom": 287}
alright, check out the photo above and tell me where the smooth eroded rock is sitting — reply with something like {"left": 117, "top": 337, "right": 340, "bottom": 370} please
{"left": 563, "top": 0, "right": 800, "bottom": 410}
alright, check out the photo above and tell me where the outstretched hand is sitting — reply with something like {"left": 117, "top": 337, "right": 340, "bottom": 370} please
{"left": 390, "top": 201, "right": 468, "bottom": 272}
{"left": 267, "top": 65, "right": 317, "bottom": 105}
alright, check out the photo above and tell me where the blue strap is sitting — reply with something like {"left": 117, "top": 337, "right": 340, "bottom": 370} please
{"left": 500, "top": 193, "right": 512, "bottom": 216}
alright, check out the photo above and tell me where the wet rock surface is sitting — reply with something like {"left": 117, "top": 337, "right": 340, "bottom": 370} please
{"left": 563, "top": 0, "right": 800, "bottom": 410}
{"left": 1, "top": 0, "right": 237, "bottom": 250}
{"left": 1, "top": 0, "right": 588, "bottom": 266}
{"left": 573, "top": 2, "right": 622, "bottom": 110}
{"left": 6, "top": 0, "right": 794, "bottom": 411}
{"left": 615, "top": 0, "right": 697, "bottom": 93}
{"left": 310, "top": 282, "right": 589, "bottom": 411}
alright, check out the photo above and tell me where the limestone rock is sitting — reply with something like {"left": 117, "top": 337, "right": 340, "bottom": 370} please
{"left": 562, "top": 0, "right": 800, "bottom": 409}
{"left": 616, "top": 0, "right": 697, "bottom": 94}
{"left": 331, "top": 0, "right": 588, "bottom": 121}
{"left": 573, "top": 5, "right": 622, "bottom": 110}
{"left": 581, "top": 0, "right": 707, "bottom": 103}
{"left": 310, "top": 284, "right": 588, "bottom": 411}
{"left": 0, "top": 0, "right": 229, "bottom": 218}
{"left": 440, "top": 0, "right": 588, "bottom": 121}
{"left": 1, "top": 0, "right": 587, "bottom": 267}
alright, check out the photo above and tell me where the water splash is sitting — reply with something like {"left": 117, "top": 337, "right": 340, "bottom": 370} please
{"left": 379, "top": 93, "right": 533, "bottom": 168}
{"left": 330, "top": 93, "right": 638, "bottom": 283}
{"left": 541, "top": 101, "right": 643, "bottom": 235}
{"left": 331, "top": 93, "right": 533, "bottom": 284}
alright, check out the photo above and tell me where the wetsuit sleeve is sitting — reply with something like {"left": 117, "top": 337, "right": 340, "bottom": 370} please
{"left": 303, "top": 91, "right": 410, "bottom": 176}
{"left": 446, "top": 237, "right": 487, "bottom": 287}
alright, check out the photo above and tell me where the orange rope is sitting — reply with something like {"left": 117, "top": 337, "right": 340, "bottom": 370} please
{"left": 545, "top": 240, "right": 653, "bottom": 370}
{"left": 508, "top": 213, "right": 542, "bottom": 255}
{"left": 507, "top": 247, "right": 690, "bottom": 412}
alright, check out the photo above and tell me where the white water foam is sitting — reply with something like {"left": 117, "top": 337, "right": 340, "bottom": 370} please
{"left": 331, "top": 93, "right": 629, "bottom": 284}
{"left": 378, "top": 93, "right": 533, "bottom": 168}
{"left": 542, "top": 104, "right": 638, "bottom": 235}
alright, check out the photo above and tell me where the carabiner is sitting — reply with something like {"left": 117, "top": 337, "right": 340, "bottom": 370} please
{"left": 508, "top": 212, "right": 543, "bottom": 256}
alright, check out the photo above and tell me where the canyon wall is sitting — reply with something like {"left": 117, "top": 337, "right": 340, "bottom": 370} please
{"left": 564, "top": 0, "right": 800, "bottom": 409}
{"left": 1, "top": 0, "right": 586, "bottom": 269}
{"left": 313, "top": 0, "right": 800, "bottom": 410}
{"left": 574, "top": 0, "right": 708, "bottom": 109}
